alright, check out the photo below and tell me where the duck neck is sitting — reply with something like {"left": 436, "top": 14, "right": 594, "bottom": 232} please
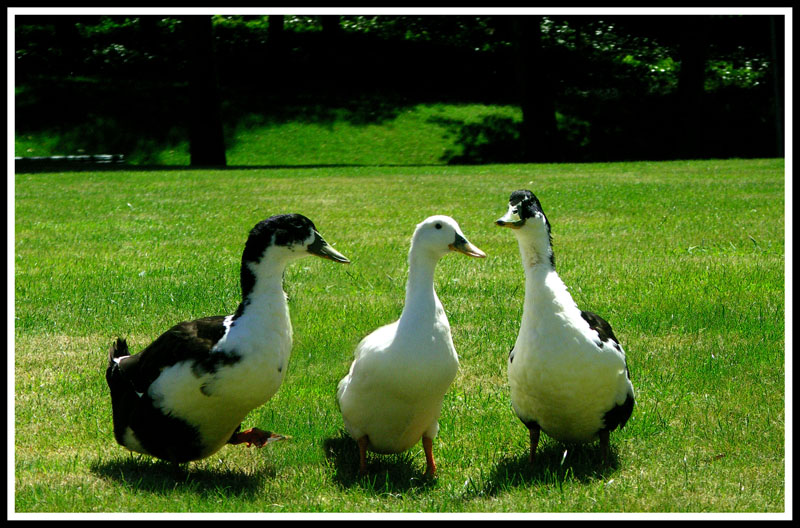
{"left": 233, "top": 251, "right": 290, "bottom": 321}
{"left": 397, "top": 249, "right": 441, "bottom": 332}
{"left": 515, "top": 235, "right": 576, "bottom": 326}
{"left": 515, "top": 229, "right": 554, "bottom": 271}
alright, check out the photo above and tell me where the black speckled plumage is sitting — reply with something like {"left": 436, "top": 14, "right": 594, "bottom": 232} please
{"left": 602, "top": 392, "right": 635, "bottom": 434}
{"left": 499, "top": 190, "right": 635, "bottom": 464}
{"left": 580, "top": 310, "right": 619, "bottom": 345}
{"left": 580, "top": 311, "right": 634, "bottom": 433}
{"left": 107, "top": 336, "right": 211, "bottom": 463}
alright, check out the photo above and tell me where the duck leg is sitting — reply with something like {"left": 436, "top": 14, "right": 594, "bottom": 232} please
{"left": 229, "top": 427, "right": 288, "bottom": 447}
{"left": 357, "top": 436, "right": 369, "bottom": 475}
{"left": 422, "top": 436, "right": 436, "bottom": 477}
{"left": 526, "top": 421, "right": 541, "bottom": 464}
{"left": 599, "top": 429, "right": 610, "bottom": 464}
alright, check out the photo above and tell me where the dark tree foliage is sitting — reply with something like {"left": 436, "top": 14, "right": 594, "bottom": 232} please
{"left": 14, "top": 14, "right": 783, "bottom": 164}
{"left": 532, "top": 14, "right": 782, "bottom": 161}
{"left": 769, "top": 15, "right": 785, "bottom": 157}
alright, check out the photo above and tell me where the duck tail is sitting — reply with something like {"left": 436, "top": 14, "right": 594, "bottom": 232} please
{"left": 106, "top": 337, "right": 130, "bottom": 390}
{"left": 106, "top": 338, "right": 128, "bottom": 383}
{"left": 109, "top": 337, "right": 128, "bottom": 359}
{"left": 106, "top": 338, "right": 132, "bottom": 447}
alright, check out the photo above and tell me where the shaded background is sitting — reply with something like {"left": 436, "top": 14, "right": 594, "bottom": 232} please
{"left": 14, "top": 14, "right": 785, "bottom": 166}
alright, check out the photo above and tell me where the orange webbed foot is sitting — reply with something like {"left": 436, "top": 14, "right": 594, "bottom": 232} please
{"left": 230, "top": 427, "right": 289, "bottom": 448}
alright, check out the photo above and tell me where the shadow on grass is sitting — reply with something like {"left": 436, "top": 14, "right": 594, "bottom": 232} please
{"left": 89, "top": 454, "right": 275, "bottom": 498}
{"left": 428, "top": 114, "right": 525, "bottom": 165}
{"left": 322, "top": 431, "right": 436, "bottom": 494}
{"left": 469, "top": 441, "right": 620, "bottom": 498}
{"left": 15, "top": 76, "right": 422, "bottom": 165}
{"left": 14, "top": 160, "right": 447, "bottom": 174}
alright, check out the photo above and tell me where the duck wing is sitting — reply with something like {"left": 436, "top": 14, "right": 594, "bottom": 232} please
{"left": 580, "top": 310, "right": 635, "bottom": 431}
{"left": 115, "top": 316, "right": 229, "bottom": 394}
{"left": 581, "top": 310, "right": 631, "bottom": 374}
{"left": 580, "top": 310, "right": 619, "bottom": 346}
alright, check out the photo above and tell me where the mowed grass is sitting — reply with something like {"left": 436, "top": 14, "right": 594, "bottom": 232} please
{"left": 13, "top": 159, "right": 785, "bottom": 515}
{"left": 16, "top": 102, "right": 521, "bottom": 166}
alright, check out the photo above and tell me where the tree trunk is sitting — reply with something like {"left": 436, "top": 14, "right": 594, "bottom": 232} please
{"left": 676, "top": 15, "right": 708, "bottom": 159}
{"left": 268, "top": 14, "right": 285, "bottom": 50}
{"left": 320, "top": 15, "right": 341, "bottom": 38}
{"left": 185, "top": 15, "right": 227, "bottom": 167}
{"left": 513, "top": 16, "right": 558, "bottom": 162}
{"left": 52, "top": 17, "right": 81, "bottom": 76}
{"left": 319, "top": 15, "right": 342, "bottom": 96}
{"left": 266, "top": 15, "right": 287, "bottom": 94}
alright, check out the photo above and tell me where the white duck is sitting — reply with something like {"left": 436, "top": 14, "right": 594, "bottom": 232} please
{"left": 336, "top": 215, "right": 486, "bottom": 476}
{"left": 496, "top": 190, "right": 634, "bottom": 464}
{"left": 106, "top": 214, "right": 349, "bottom": 464}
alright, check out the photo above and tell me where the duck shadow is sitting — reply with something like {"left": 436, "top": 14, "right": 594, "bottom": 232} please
{"left": 475, "top": 442, "right": 620, "bottom": 497}
{"left": 89, "top": 455, "right": 275, "bottom": 498}
{"left": 322, "top": 431, "right": 436, "bottom": 493}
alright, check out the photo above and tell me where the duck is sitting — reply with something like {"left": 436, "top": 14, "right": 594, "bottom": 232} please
{"left": 496, "top": 190, "right": 634, "bottom": 464}
{"left": 105, "top": 213, "right": 350, "bottom": 465}
{"left": 336, "top": 215, "right": 486, "bottom": 477}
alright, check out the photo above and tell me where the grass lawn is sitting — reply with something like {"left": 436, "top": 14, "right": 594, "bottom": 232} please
{"left": 15, "top": 101, "right": 523, "bottom": 166}
{"left": 12, "top": 158, "right": 786, "bottom": 516}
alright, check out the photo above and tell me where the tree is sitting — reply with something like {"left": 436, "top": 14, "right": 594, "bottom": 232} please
{"left": 268, "top": 14, "right": 285, "bottom": 50}
{"left": 319, "top": 15, "right": 343, "bottom": 94}
{"left": 320, "top": 15, "right": 341, "bottom": 38}
{"left": 675, "top": 15, "right": 709, "bottom": 159}
{"left": 769, "top": 15, "right": 784, "bottom": 157}
{"left": 185, "top": 15, "right": 226, "bottom": 166}
{"left": 513, "top": 16, "right": 558, "bottom": 162}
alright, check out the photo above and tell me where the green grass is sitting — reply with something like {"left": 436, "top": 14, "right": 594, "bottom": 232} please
{"left": 15, "top": 102, "right": 522, "bottom": 166}
{"left": 13, "top": 159, "right": 785, "bottom": 515}
{"left": 226, "top": 103, "right": 521, "bottom": 167}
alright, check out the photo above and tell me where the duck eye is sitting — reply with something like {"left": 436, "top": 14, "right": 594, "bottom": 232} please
{"left": 435, "top": 223, "right": 442, "bottom": 230}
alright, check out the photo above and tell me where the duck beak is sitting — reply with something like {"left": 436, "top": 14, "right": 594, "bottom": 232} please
{"left": 449, "top": 233, "right": 486, "bottom": 258}
{"left": 496, "top": 205, "right": 525, "bottom": 229}
{"left": 308, "top": 231, "right": 350, "bottom": 263}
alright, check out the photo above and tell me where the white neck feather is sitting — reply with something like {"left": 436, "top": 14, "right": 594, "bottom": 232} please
{"left": 397, "top": 249, "right": 443, "bottom": 335}
{"left": 225, "top": 252, "right": 292, "bottom": 353}
{"left": 247, "top": 252, "right": 291, "bottom": 297}
{"left": 516, "top": 230, "right": 553, "bottom": 270}
{"left": 515, "top": 234, "right": 581, "bottom": 332}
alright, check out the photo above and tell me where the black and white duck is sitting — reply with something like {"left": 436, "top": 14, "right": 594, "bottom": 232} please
{"left": 106, "top": 213, "right": 349, "bottom": 464}
{"left": 496, "top": 190, "right": 634, "bottom": 464}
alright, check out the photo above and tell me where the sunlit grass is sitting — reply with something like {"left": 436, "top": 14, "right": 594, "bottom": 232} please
{"left": 13, "top": 159, "right": 785, "bottom": 514}
{"left": 15, "top": 102, "right": 522, "bottom": 166}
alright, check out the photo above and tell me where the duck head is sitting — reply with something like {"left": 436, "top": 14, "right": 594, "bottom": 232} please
{"left": 410, "top": 215, "right": 486, "bottom": 260}
{"left": 240, "top": 213, "right": 349, "bottom": 298}
{"left": 243, "top": 213, "right": 350, "bottom": 264}
{"left": 496, "top": 190, "right": 554, "bottom": 269}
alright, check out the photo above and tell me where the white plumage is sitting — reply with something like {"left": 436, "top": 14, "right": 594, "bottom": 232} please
{"left": 337, "top": 215, "right": 486, "bottom": 476}
{"left": 497, "top": 190, "right": 634, "bottom": 463}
